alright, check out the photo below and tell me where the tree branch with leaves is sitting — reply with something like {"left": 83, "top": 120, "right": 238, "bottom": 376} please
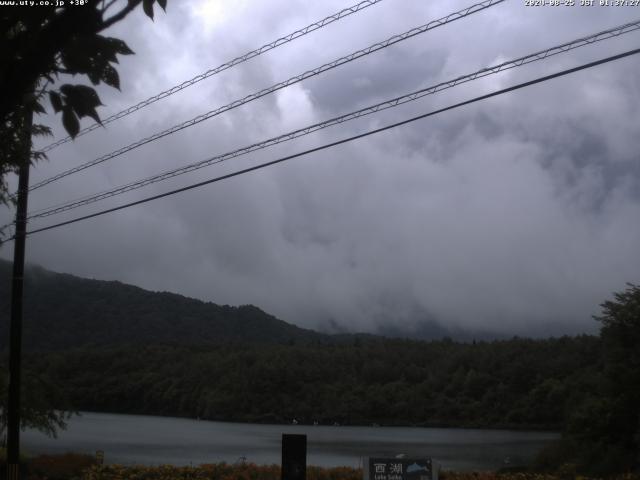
{"left": 0, "top": 0, "right": 167, "bottom": 206}
{"left": 0, "top": 0, "right": 168, "bottom": 439}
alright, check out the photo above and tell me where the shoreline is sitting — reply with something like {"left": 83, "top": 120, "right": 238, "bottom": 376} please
{"left": 66, "top": 409, "right": 561, "bottom": 434}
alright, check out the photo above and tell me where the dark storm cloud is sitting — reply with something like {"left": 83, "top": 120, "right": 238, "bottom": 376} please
{"left": 305, "top": 46, "right": 449, "bottom": 116}
{"left": 2, "top": 0, "right": 640, "bottom": 337}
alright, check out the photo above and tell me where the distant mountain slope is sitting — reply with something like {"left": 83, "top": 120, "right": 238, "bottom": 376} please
{"left": 0, "top": 261, "right": 606, "bottom": 431}
{"left": 0, "top": 260, "right": 323, "bottom": 351}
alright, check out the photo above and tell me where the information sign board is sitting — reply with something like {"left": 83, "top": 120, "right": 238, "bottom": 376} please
{"left": 365, "top": 458, "right": 433, "bottom": 480}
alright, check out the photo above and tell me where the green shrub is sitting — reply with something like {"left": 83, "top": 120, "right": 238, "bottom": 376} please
{"left": 28, "top": 453, "right": 96, "bottom": 480}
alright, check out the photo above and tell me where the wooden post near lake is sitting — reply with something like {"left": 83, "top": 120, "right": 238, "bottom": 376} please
{"left": 281, "top": 434, "right": 306, "bottom": 480}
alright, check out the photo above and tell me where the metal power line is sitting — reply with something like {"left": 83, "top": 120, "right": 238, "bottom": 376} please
{"left": 7, "top": 47, "right": 637, "bottom": 242}
{"left": 37, "top": 0, "right": 387, "bottom": 153}
{"left": 28, "top": 0, "right": 504, "bottom": 192}
{"left": 25, "top": 19, "right": 640, "bottom": 220}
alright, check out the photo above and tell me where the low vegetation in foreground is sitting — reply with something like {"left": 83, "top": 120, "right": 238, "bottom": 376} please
{"left": 3, "top": 455, "right": 640, "bottom": 480}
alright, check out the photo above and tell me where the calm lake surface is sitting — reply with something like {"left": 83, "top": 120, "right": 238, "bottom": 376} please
{"left": 23, "top": 412, "right": 558, "bottom": 471}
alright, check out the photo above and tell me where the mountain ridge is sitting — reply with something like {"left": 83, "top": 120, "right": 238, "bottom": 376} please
{"left": 0, "top": 259, "right": 565, "bottom": 350}
{"left": 0, "top": 259, "right": 325, "bottom": 351}
{"left": 0, "top": 260, "right": 606, "bottom": 432}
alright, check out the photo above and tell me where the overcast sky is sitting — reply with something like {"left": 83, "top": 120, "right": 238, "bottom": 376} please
{"left": 2, "top": 0, "right": 640, "bottom": 337}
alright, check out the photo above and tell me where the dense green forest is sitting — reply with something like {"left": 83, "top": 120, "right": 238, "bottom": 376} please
{"left": 21, "top": 336, "right": 600, "bottom": 429}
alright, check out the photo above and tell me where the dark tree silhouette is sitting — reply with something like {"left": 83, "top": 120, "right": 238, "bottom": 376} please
{"left": 0, "top": 0, "right": 167, "bottom": 206}
{"left": 0, "top": 0, "right": 168, "bottom": 438}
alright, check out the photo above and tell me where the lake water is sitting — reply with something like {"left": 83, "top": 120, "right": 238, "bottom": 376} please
{"left": 22, "top": 412, "right": 558, "bottom": 471}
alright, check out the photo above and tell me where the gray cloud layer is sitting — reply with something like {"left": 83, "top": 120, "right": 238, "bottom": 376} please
{"left": 2, "top": 0, "right": 640, "bottom": 337}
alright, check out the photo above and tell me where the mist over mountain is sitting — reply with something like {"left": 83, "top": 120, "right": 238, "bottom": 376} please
{"left": 0, "top": 260, "right": 598, "bottom": 350}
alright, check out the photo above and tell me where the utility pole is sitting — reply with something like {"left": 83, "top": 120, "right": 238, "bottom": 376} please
{"left": 6, "top": 102, "right": 33, "bottom": 480}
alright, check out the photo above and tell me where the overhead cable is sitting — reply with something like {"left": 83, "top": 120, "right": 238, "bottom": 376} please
{"left": 25, "top": 19, "right": 640, "bottom": 220}
{"left": 6, "top": 47, "right": 637, "bottom": 242}
{"left": 37, "top": 0, "right": 387, "bottom": 153}
{"left": 28, "top": 0, "right": 505, "bottom": 192}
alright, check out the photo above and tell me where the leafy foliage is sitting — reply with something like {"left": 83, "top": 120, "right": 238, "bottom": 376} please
{"left": 80, "top": 463, "right": 358, "bottom": 480}
{"left": 535, "top": 284, "right": 640, "bottom": 475}
{"left": 597, "top": 283, "right": 640, "bottom": 410}
{"left": 27, "top": 453, "right": 97, "bottom": 480}
{"left": 0, "top": 0, "right": 168, "bottom": 205}
{"left": 22, "top": 461, "right": 640, "bottom": 480}
{"left": 0, "top": 362, "right": 73, "bottom": 445}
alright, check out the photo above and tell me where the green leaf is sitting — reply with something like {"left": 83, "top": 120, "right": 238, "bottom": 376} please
{"left": 31, "top": 151, "right": 48, "bottom": 162}
{"left": 59, "top": 84, "right": 74, "bottom": 96}
{"left": 105, "top": 37, "right": 134, "bottom": 55}
{"left": 62, "top": 107, "right": 80, "bottom": 138}
{"left": 60, "top": 85, "right": 103, "bottom": 123}
{"left": 85, "top": 107, "right": 102, "bottom": 125}
{"left": 143, "top": 0, "right": 154, "bottom": 20}
{"left": 60, "top": 84, "right": 102, "bottom": 107}
{"left": 49, "top": 91, "right": 63, "bottom": 113}
{"left": 156, "top": 0, "right": 167, "bottom": 11}
{"left": 31, "top": 124, "right": 52, "bottom": 137}
{"left": 60, "top": 38, "right": 93, "bottom": 72}
{"left": 93, "top": 35, "right": 119, "bottom": 63}
{"left": 32, "top": 101, "right": 46, "bottom": 114}
{"left": 101, "top": 64, "right": 120, "bottom": 90}
{"left": 61, "top": 35, "right": 130, "bottom": 82}
{"left": 87, "top": 69, "right": 101, "bottom": 85}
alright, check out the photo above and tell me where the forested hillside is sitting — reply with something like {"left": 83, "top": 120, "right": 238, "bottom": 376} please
{"left": 25, "top": 335, "right": 601, "bottom": 430}
{"left": 0, "top": 260, "right": 608, "bottom": 431}
{"left": 3, "top": 261, "right": 636, "bottom": 473}
{"left": 0, "top": 260, "right": 322, "bottom": 350}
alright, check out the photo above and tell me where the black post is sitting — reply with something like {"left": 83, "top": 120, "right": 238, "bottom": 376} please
{"left": 281, "top": 434, "right": 306, "bottom": 480}
{"left": 6, "top": 105, "right": 33, "bottom": 480}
